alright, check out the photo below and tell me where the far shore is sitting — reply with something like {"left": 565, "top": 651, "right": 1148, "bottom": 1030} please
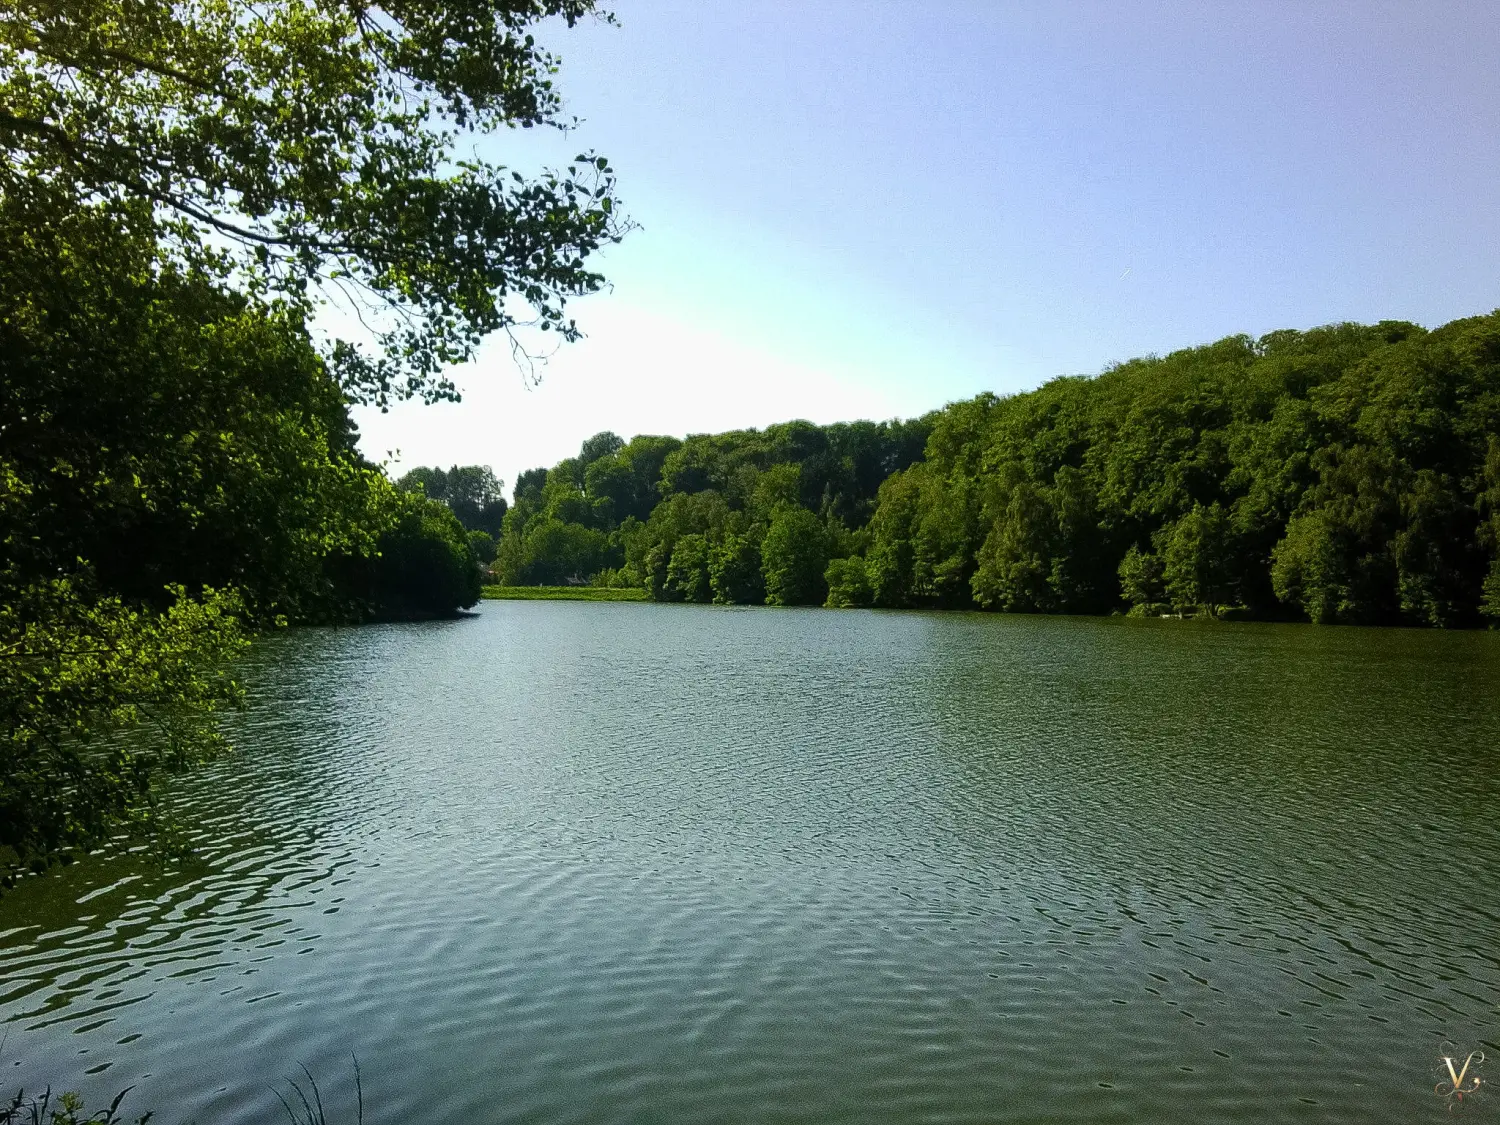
{"left": 481, "top": 585, "right": 647, "bottom": 602}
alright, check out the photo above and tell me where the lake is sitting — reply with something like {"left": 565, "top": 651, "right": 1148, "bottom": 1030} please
{"left": 3, "top": 603, "right": 1500, "bottom": 1124}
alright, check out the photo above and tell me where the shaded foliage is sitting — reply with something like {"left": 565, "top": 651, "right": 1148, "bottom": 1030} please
{"left": 355, "top": 494, "right": 483, "bottom": 618}
{"left": 0, "top": 197, "right": 384, "bottom": 624}
{"left": 0, "top": 205, "right": 485, "bottom": 879}
{"left": 0, "top": 578, "right": 247, "bottom": 884}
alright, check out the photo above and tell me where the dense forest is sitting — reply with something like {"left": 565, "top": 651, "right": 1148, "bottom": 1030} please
{"left": 479, "top": 312, "right": 1500, "bottom": 626}
{"left": 487, "top": 419, "right": 931, "bottom": 600}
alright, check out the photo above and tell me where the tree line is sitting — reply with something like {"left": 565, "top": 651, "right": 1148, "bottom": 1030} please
{"left": 483, "top": 313, "right": 1500, "bottom": 625}
{"left": 474, "top": 418, "right": 931, "bottom": 602}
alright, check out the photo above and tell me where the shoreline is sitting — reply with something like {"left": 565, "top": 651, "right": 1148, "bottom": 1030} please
{"left": 481, "top": 585, "right": 647, "bottom": 602}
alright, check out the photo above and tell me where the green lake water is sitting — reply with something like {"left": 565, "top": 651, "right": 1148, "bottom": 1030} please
{"left": 3, "top": 603, "right": 1500, "bottom": 1124}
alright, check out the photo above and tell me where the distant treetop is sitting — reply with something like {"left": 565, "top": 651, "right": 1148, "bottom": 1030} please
{"left": 397, "top": 465, "right": 509, "bottom": 537}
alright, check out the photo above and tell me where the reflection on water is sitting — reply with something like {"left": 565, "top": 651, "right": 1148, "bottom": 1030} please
{"left": 3, "top": 605, "right": 1499, "bottom": 1124}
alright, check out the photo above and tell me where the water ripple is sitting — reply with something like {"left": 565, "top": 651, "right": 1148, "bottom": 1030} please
{"left": 2, "top": 605, "right": 1498, "bottom": 1124}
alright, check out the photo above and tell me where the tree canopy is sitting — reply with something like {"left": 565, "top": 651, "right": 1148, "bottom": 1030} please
{"left": 860, "top": 315, "right": 1500, "bottom": 625}
{"left": 0, "top": 0, "right": 627, "bottom": 404}
{"left": 491, "top": 420, "right": 934, "bottom": 594}
{"left": 0, "top": 189, "right": 487, "bottom": 884}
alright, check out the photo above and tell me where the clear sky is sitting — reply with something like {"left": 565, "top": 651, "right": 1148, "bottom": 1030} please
{"left": 352, "top": 0, "right": 1500, "bottom": 498}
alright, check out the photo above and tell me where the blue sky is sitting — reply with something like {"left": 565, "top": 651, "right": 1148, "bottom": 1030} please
{"left": 353, "top": 0, "right": 1500, "bottom": 496}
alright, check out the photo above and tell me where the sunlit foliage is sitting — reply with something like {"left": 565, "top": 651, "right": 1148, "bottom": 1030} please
{"left": 0, "top": 579, "right": 247, "bottom": 884}
{"left": 502, "top": 316, "right": 1500, "bottom": 627}
{"left": 0, "top": 0, "right": 627, "bottom": 404}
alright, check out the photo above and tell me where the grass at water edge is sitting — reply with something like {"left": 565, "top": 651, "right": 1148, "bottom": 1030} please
{"left": 481, "top": 585, "right": 647, "bottom": 602}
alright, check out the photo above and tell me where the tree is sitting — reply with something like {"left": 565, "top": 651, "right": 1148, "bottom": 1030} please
{"left": 363, "top": 494, "right": 483, "bottom": 617}
{"left": 1271, "top": 508, "right": 1350, "bottom": 625}
{"left": 1, "top": 0, "right": 629, "bottom": 405}
{"left": 761, "top": 507, "right": 831, "bottom": 606}
{"left": 495, "top": 517, "right": 608, "bottom": 584}
{"left": 514, "top": 467, "right": 550, "bottom": 507}
{"left": 1161, "top": 503, "right": 1235, "bottom": 615}
{"left": 1479, "top": 437, "right": 1500, "bottom": 625}
{"left": 824, "top": 557, "right": 873, "bottom": 608}
{"left": 627, "top": 490, "right": 730, "bottom": 598}
{"left": 1117, "top": 545, "right": 1165, "bottom": 611}
{"left": 579, "top": 430, "right": 625, "bottom": 466}
{"left": 664, "top": 533, "right": 712, "bottom": 603}
{"left": 748, "top": 463, "right": 803, "bottom": 521}
{"left": 582, "top": 455, "right": 634, "bottom": 527}
{"left": 865, "top": 467, "right": 923, "bottom": 607}
{"left": 972, "top": 479, "right": 1057, "bottom": 612}
{"left": 0, "top": 0, "right": 626, "bottom": 882}
{"left": 397, "top": 465, "right": 508, "bottom": 536}
{"left": 857, "top": 314, "right": 1500, "bottom": 625}
{"left": 0, "top": 195, "right": 386, "bottom": 624}
{"left": 425, "top": 311, "right": 1500, "bottom": 625}
{"left": 468, "top": 529, "right": 498, "bottom": 567}
{"left": 711, "top": 531, "right": 765, "bottom": 605}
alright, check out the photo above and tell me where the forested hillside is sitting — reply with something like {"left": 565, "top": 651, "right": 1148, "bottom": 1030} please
{"left": 492, "top": 420, "right": 932, "bottom": 602}
{"left": 496, "top": 313, "right": 1500, "bottom": 626}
